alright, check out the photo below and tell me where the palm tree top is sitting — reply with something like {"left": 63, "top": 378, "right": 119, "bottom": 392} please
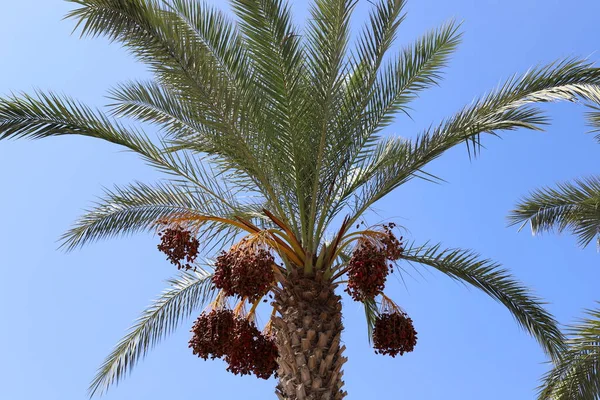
{"left": 3, "top": 0, "right": 600, "bottom": 398}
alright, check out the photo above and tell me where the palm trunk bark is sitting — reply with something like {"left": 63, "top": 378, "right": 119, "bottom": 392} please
{"left": 272, "top": 270, "right": 347, "bottom": 400}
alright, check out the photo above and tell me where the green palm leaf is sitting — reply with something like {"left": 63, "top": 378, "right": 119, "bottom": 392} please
{"left": 60, "top": 181, "right": 251, "bottom": 251}
{"left": 344, "top": 59, "right": 600, "bottom": 225}
{"left": 316, "top": 20, "right": 462, "bottom": 240}
{"left": 230, "top": 0, "right": 309, "bottom": 234}
{"left": 0, "top": 91, "right": 253, "bottom": 210}
{"left": 107, "top": 80, "right": 208, "bottom": 138}
{"left": 509, "top": 177, "right": 600, "bottom": 248}
{"left": 89, "top": 269, "right": 216, "bottom": 397}
{"left": 167, "top": 0, "right": 252, "bottom": 90}
{"left": 401, "top": 242, "right": 566, "bottom": 361}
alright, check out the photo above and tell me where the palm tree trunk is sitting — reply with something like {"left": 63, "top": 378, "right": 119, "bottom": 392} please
{"left": 272, "top": 270, "right": 347, "bottom": 400}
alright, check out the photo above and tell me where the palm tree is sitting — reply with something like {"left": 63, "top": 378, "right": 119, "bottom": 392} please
{"left": 510, "top": 103, "right": 600, "bottom": 400}
{"left": 2, "top": 1, "right": 600, "bottom": 398}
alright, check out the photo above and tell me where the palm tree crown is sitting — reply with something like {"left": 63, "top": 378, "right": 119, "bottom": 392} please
{"left": 3, "top": 0, "right": 600, "bottom": 398}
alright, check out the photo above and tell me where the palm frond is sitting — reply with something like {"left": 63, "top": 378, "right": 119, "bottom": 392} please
{"left": 306, "top": 0, "right": 357, "bottom": 126}
{"left": 304, "top": 0, "right": 358, "bottom": 249}
{"left": 106, "top": 79, "right": 270, "bottom": 201}
{"left": 229, "top": 0, "right": 308, "bottom": 237}
{"left": 345, "top": 59, "right": 600, "bottom": 224}
{"left": 165, "top": 0, "right": 277, "bottom": 151}
{"left": 0, "top": 91, "right": 259, "bottom": 209}
{"left": 307, "top": 0, "right": 356, "bottom": 91}
{"left": 67, "top": 0, "right": 222, "bottom": 100}
{"left": 89, "top": 269, "right": 216, "bottom": 397}
{"left": 166, "top": 0, "right": 251, "bottom": 91}
{"left": 67, "top": 0, "right": 279, "bottom": 200}
{"left": 0, "top": 91, "right": 145, "bottom": 143}
{"left": 107, "top": 80, "right": 209, "bottom": 138}
{"left": 509, "top": 176, "right": 600, "bottom": 248}
{"left": 330, "top": 0, "right": 406, "bottom": 165}
{"left": 66, "top": 0, "right": 232, "bottom": 98}
{"left": 365, "top": 20, "right": 462, "bottom": 133}
{"left": 538, "top": 306, "right": 600, "bottom": 400}
{"left": 330, "top": 0, "right": 406, "bottom": 146}
{"left": 351, "top": 0, "right": 406, "bottom": 79}
{"left": 401, "top": 242, "right": 566, "bottom": 361}
{"left": 60, "top": 180, "right": 250, "bottom": 251}
{"left": 315, "top": 21, "right": 461, "bottom": 234}
{"left": 338, "top": 20, "right": 462, "bottom": 172}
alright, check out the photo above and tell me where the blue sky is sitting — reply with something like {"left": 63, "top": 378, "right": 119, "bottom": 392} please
{"left": 1, "top": 0, "right": 600, "bottom": 399}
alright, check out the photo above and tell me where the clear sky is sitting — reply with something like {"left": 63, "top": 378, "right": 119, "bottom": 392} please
{"left": 2, "top": 1, "right": 600, "bottom": 399}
